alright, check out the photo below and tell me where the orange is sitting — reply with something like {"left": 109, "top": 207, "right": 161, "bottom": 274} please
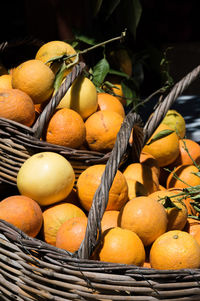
{"left": 35, "top": 40, "right": 77, "bottom": 77}
{"left": 43, "top": 202, "right": 86, "bottom": 246}
{"left": 44, "top": 108, "right": 86, "bottom": 149}
{"left": 101, "top": 210, "right": 120, "bottom": 233}
{"left": 0, "top": 195, "right": 43, "bottom": 238}
{"left": 184, "top": 218, "right": 200, "bottom": 245}
{"left": 0, "top": 74, "right": 12, "bottom": 89}
{"left": 93, "top": 227, "right": 145, "bottom": 265}
{"left": 123, "top": 162, "right": 159, "bottom": 195}
{"left": 57, "top": 75, "right": 98, "bottom": 120}
{"left": 85, "top": 110, "right": 123, "bottom": 153}
{"left": 0, "top": 88, "right": 35, "bottom": 126}
{"left": 12, "top": 59, "right": 55, "bottom": 104}
{"left": 119, "top": 196, "right": 168, "bottom": 246}
{"left": 140, "top": 151, "right": 160, "bottom": 179}
{"left": 150, "top": 230, "right": 200, "bottom": 270}
{"left": 143, "top": 123, "right": 179, "bottom": 167}
{"left": 126, "top": 178, "right": 148, "bottom": 200}
{"left": 149, "top": 189, "right": 188, "bottom": 231}
{"left": 166, "top": 164, "right": 200, "bottom": 189}
{"left": 76, "top": 164, "right": 128, "bottom": 212}
{"left": 170, "top": 139, "right": 200, "bottom": 167}
{"left": 108, "top": 48, "right": 132, "bottom": 77}
{"left": 56, "top": 216, "right": 88, "bottom": 253}
{"left": 158, "top": 184, "right": 167, "bottom": 191}
{"left": 97, "top": 92, "right": 125, "bottom": 118}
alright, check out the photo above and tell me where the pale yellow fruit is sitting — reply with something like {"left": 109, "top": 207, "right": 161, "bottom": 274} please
{"left": 57, "top": 74, "right": 98, "bottom": 120}
{"left": 161, "top": 109, "right": 186, "bottom": 139}
{"left": 17, "top": 152, "right": 75, "bottom": 206}
{"left": 35, "top": 40, "right": 77, "bottom": 77}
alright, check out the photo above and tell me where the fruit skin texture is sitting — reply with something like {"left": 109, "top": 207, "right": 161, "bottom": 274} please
{"left": 56, "top": 216, "right": 88, "bottom": 253}
{"left": 12, "top": 59, "right": 55, "bottom": 104}
{"left": 0, "top": 74, "right": 12, "bottom": 89}
{"left": 150, "top": 230, "right": 200, "bottom": 270}
{"left": 184, "top": 218, "right": 200, "bottom": 246}
{"left": 123, "top": 163, "right": 159, "bottom": 195}
{"left": 166, "top": 164, "right": 200, "bottom": 189}
{"left": 110, "top": 83, "right": 126, "bottom": 106}
{"left": 0, "top": 195, "right": 43, "bottom": 237}
{"left": 45, "top": 108, "right": 86, "bottom": 149}
{"left": 35, "top": 40, "right": 77, "bottom": 77}
{"left": 140, "top": 151, "right": 160, "bottom": 179}
{"left": 0, "top": 88, "right": 35, "bottom": 126}
{"left": 149, "top": 190, "right": 188, "bottom": 231}
{"left": 161, "top": 109, "right": 186, "bottom": 139}
{"left": 119, "top": 196, "right": 168, "bottom": 246}
{"left": 143, "top": 123, "right": 179, "bottom": 167}
{"left": 76, "top": 164, "right": 128, "bottom": 212}
{"left": 85, "top": 110, "right": 123, "bottom": 153}
{"left": 170, "top": 139, "right": 200, "bottom": 167}
{"left": 17, "top": 152, "right": 75, "bottom": 206}
{"left": 126, "top": 178, "right": 148, "bottom": 200}
{"left": 57, "top": 75, "right": 98, "bottom": 120}
{"left": 43, "top": 203, "right": 86, "bottom": 246}
{"left": 97, "top": 92, "right": 125, "bottom": 118}
{"left": 101, "top": 210, "right": 120, "bottom": 233}
{"left": 93, "top": 227, "right": 145, "bottom": 266}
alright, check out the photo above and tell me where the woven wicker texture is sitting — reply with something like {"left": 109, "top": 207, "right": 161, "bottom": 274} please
{"left": 1, "top": 40, "right": 200, "bottom": 300}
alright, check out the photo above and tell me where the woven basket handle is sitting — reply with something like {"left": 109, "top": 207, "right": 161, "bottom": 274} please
{"left": 77, "top": 111, "right": 143, "bottom": 259}
{"left": 32, "top": 62, "right": 85, "bottom": 138}
{"left": 77, "top": 63, "right": 200, "bottom": 260}
{"left": 143, "top": 64, "right": 200, "bottom": 145}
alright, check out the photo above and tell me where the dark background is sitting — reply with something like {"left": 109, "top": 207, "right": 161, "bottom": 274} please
{"left": 1, "top": 0, "right": 200, "bottom": 95}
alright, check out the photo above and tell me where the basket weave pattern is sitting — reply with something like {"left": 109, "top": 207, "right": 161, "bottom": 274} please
{"left": 1, "top": 40, "right": 200, "bottom": 300}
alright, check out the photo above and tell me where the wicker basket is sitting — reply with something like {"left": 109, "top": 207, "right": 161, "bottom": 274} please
{"left": 1, "top": 40, "right": 200, "bottom": 300}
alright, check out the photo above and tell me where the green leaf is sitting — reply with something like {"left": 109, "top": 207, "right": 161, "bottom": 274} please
{"left": 162, "top": 197, "right": 181, "bottom": 210}
{"left": 73, "top": 32, "right": 96, "bottom": 46}
{"left": 54, "top": 62, "right": 67, "bottom": 91}
{"left": 92, "top": 58, "right": 110, "bottom": 87}
{"left": 192, "top": 172, "right": 200, "bottom": 178}
{"left": 121, "top": 80, "right": 137, "bottom": 106}
{"left": 147, "top": 129, "right": 174, "bottom": 146}
{"left": 108, "top": 68, "right": 129, "bottom": 79}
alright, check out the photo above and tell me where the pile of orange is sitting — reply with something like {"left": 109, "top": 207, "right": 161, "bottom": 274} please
{"left": 1, "top": 39, "right": 200, "bottom": 271}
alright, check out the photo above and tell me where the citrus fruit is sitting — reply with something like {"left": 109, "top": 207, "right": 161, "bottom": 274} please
{"left": 0, "top": 195, "right": 43, "bottom": 237}
{"left": 0, "top": 88, "right": 35, "bottom": 126}
{"left": 101, "top": 210, "right": 120, "bottom": 233}
{"left": 184, "top": 218, "right": 200, "bottom": 245}
{"left": 17, "top": 152, "right": 75, "bottom": 206}
{"left": 150, "top": 230, "right": 200, "bottom": 270}
{"left": 166, "top": 164, "right": 200, "bottom": 189}
{"left": 93, "top": 227, "right": 145, "bottom": 265}
{"left": 161, "top": 109, "right": 186, "bottom": 139}
{"left": 110, "top": 83, "right": 126, "bottom": 106}
{"left": 143, "top": 123, "right": 179, "bottom": 167}
{"left": 97, "top": 92, "right": 125, "bottom": 118}
{"left": 57, "top": 74, "right": 98, "bottom": 120}
{"left": 0, "top": 74, "right": 12, "bottom": 89}
{"left": 119, "top": 196, "right": 168, "bottom": 246}
{"left": 85, "top": 110, "right": 123, "bottom": 153}
{"left": 126, "top": 178, "right": 148, "bottom": 200}
{"left": 44, "top": 108, "right": 86, "bottom": 149}
{"left": 35, "top": 40, "right": 77, "bottom": 77}
{"left": 12, "top": 59, "right": 55, "bottom": 104}
{"left": 76, "top": 164, "right": 128, "bottom": 212}
{"left": 56, "top": 216, "right": 88, "bottom": 252}
{"left": 149, "top": 189, "right": 188, "bottom": 231}
{"left": 43, "top": 202, "right": 86, "bottom": 246}
{"left": 140, "top": 151, "right": 160, "bottom": 179}
{"left": 170, "top": 138, "right": 200, "bottom": 167}
{"left": 108, "top": 48, "right": 132, "bottom": 77}
{"left": 123, "top": 162, "right": 159, "bottom": 195}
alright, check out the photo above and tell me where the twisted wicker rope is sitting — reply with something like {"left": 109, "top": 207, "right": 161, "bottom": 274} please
{"left": 77, "top": 112, "right": 143, "bottom": 259}
{"left": 143, "top": 64, "right": 200, "bottom": 144}
{"left": 32, "top": 62, "right": 85, "bottom": 138}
